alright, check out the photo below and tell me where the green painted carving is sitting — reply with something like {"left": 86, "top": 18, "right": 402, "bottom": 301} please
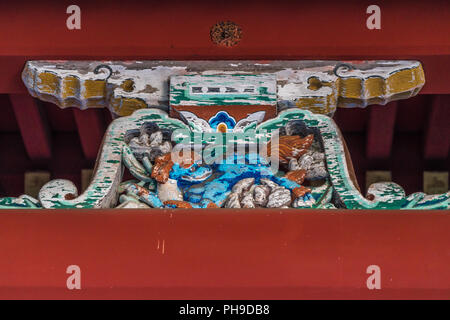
{"left": 170, "top": 74, "right": 277, "bottom": 106}
{"left": 33, "top": 109, "right": 189, "bottom": 209}
{"left": 0, "top": 108, "right": 448, "bottom": 210}
{"left": 255, "top": 109, "right": 450, "bottom": 210}
{"left": 0, "top": 195, "right": 41, "bottom": 209}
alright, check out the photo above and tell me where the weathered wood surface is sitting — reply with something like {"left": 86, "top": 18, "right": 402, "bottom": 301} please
{"left": 3, "top": 60, "right": 446, "bottom": 210}
{"left": 170, "top": 74, "right": 278, "bottom": 131}
{"left": 1, "top": 107, "right": 447, "bottom": 210}
{"left": 22, "top": 60, "right": 425, "bottom": 117}
{"left": 170, "top": 74, "right": 277, "bottom": 106}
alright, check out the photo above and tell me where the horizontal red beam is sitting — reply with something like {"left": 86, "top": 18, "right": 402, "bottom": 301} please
{"left": 1, "top": 1, "right": 449, "bottom": 56}
{"left": 0, "top": 1, "right": 449, "bottom": 94}
{"left": 0, "top": 209, "right": 448, "bottom": 299}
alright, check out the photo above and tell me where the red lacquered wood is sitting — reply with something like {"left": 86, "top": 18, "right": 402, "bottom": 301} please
{"left": 73, "top": 108, "right": 106, "bottom": 160}
{"left": 0, "top": 209, "right": 448, "bottom": 299}
{"left": 0, "top": 0, "right": 449, "bottom": 94}
{"left": 0, "top": 0, "right": 448, "bottom": 57}
{"left": 9, "top": 94, "right": 52, "bottom": 160}
{"left": 0, "top": 0, "right": 448, "bottom": 301}
{"left": 424, "top": 95, "right": 450, "bottom": 159}
{"left": 366, "top": 102, "right": 397, "bottom": 159}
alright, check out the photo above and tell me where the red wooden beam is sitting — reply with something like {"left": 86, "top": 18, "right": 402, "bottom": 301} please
{"left": 366, "top": 102, "right": 398, "bottom": 159}
{"left": 0, "top": 209, "right": 448, "bottom": 299}
{"left": 73, "top": 108, "right": 106, "bottom": 160}
{"left": 9, "top": 94, "right": 52, "bottom": 160}
{"left": 0, "top": 1, "right": 448, "bottom": 57}
{"left": 424, "top": 95, "right": 450, "bottom": 159}
{"left": 0, "top": 1, "right": 449, "bottom": 94}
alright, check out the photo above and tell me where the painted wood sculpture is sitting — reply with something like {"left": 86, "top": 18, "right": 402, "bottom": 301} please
{"left": 22, "top": 60, "right": 425, "bottom": 117}
{"left": 169, "top": 74, "right": 277, "bottom": 132}
{"left": 1, "top": 60, "right": 448, "bottom": 210}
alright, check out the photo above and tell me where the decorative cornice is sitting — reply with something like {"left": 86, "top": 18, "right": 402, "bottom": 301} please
{"left": 22, "top": 60, "right": 425, "bottom": 117}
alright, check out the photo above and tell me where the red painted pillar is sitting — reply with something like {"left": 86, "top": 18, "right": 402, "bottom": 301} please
{"left": 366, "top": 102, "right": 398, "bottom": 159}
{"left": 9, "top": 94, "right": 52, "bottom": 160}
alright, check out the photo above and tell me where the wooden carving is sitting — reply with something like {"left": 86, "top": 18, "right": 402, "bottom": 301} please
{"left": 22, "top": 60, "right": 425, "bottom": 117}
{"left": 1, "top": 60, "right": 447, "bottom": 210}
